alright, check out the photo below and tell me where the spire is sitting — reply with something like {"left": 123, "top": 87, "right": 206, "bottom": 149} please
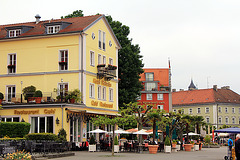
{"left": 188, "top": 79, "right": 197, "bottom": 90}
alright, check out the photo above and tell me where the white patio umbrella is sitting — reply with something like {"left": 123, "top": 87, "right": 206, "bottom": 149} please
{"left": 109, "top": 129, "right": 130, "bottom": 134}
{"left": 88, "top": 129, "right": 107, "bottom": 133}
{"left": 133, "top": 129, "right": 151, "bottom": 135}
{"left": 183, "top": 132, "right": 200, "bottom": 136}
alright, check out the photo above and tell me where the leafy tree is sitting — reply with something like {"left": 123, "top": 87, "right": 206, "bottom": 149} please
{"left": 61, "top": 10, "right": 84, "bottom": 19}
{"left": 106, "top": 16, "right": 144, "bottom": 108}
{"left": 191, "top": 115, "right": 205, "bottom": 134}
{"left": 91, "top": 115, "right": 130, "bottom": 156}
{"left": 61, "top": 10, "right": 144, "bottom": 109}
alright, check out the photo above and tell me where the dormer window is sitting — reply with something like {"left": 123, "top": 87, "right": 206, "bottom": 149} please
{"left": 9, "top": 29, "right": 21, "bottom": 37}
{"left": 47, "top": 25, "right": 60, "bottom": 34}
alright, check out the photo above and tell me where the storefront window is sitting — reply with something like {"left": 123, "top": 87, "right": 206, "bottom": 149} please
{"left": 31, "top": 116, "right": 53, "bottom": 133}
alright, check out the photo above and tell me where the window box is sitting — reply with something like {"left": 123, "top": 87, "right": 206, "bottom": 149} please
{"left": 107, "top": 64, "right": 117, "bottom": 70}
{"left": 97, "top": 64, "right": 106, "bottom": 68}
{"left": 59, "top": 61, "right": 67, "bottom": 65}
{"left": 7, "top": 65, "right": 16, "bottom": 68}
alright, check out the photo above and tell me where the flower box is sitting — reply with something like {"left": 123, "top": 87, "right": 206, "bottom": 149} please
{"left": 107, "top": 64, "right": 117, "bottom": 70}
{"left": 59, "top": 61, "right": 67, "bottom": 65}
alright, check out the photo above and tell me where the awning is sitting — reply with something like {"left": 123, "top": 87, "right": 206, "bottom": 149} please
{"left": 66, "top": 108, "right": 120, "bottom": 116}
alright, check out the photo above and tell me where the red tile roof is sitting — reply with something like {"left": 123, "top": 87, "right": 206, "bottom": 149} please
{"left": 0, "top": 15, "right": 102, "bottom": 39}
{"left": 172, "top": 88, "right": 240, "bottom": 106}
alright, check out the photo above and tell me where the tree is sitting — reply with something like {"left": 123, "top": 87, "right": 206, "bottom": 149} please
{"left": 61, "top": 10, "right": 144, "bottom": 109}
{"left": 191, "top": 115, "right": 205, "bottom": 134}
{"left": 61, "top": 10, "right": 84, "bottom": 19}
{"left": 106, "top": 16, "right": 144, "bottom": 108}
{"left": 91, "top": 115, "right": 130, "bottom": 156}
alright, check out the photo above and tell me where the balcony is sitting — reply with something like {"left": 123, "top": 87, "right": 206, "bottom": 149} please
{"left": 141, "top": 86, "right": 170, "bottom": 93}
{"left": 97, "top": 64, "right": 117, "bottom": 81}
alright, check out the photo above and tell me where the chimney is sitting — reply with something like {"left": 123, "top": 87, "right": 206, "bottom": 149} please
{"left": 172, "top": 89, "right": 176, "bottom": 92}
{"left": 35, "top": 14, "right": 41, "bottom": 24}
{"left": 213, "top": 85, "right": 218, "bottom": 91}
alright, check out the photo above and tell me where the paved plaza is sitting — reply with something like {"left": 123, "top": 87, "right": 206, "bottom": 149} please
{"left": 53, "top": 146, "right": 229, "bottom": 160}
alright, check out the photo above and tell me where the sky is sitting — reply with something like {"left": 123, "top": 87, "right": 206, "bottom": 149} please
{"left": 1, "top": 0, "right": 240, "bottom": 93}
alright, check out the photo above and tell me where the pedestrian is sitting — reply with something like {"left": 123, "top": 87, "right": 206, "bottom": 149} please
{"left": 235, "top": 134, "right": 240, "bottom": 160}
{"left": 228, "top": 137, "right": 233, "bottom": 151}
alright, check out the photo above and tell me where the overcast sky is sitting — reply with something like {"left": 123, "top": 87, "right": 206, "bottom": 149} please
{"left": 1, "top": 0, "right": 240, "bottom": 93}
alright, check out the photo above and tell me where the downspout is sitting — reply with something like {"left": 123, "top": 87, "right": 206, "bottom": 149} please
{"left": 80, "top": 31, "right": 83, "bottom": 103}
{"left": 61, "top": 104, "right": 63, "bottom": 128}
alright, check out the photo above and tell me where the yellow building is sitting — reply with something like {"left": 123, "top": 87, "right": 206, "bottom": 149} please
{"left": 0, "top": 14, "right": 121, "bottom": 142}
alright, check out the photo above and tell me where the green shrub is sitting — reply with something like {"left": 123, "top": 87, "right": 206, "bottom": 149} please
{"left": 57, "top": 128, "right": 67, "bottom": 142}
{"left": 0, "top": 92, "right": 4, "bottom": 99}
{"left": 89, "top": 135, "right": 96, "bottom": 145}
{"left": 0, "top": 137, "right": 26, "bottom": 141}
{"left": 23, "top": 85, "right": 36, "bottom": 100}
{"left": 0, "top": 122, "right": 30, "bottom": 138}
{"left": 25, "top": 133, "right": 58, "bottom": 141}
{"left": 34, "top": 90, "right": 42, "bottom": 97}
{"left": 204, "top": 135, "right": 211, "bottom": 143}
{"left": 164, "top": 135, "right": 171, "bottom": 146}
{"left": 114, "top": 136, "right": 118, "bottom": 145}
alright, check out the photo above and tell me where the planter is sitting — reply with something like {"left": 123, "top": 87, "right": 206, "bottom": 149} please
{"left": 176, "top": 144, "right": 180, "bottom": 151}
{"left": 172, "top": 143, "right": 177, "bottom": 148}
{"left": 184, "top": 144, "right": 192, "bottom": 151}
{"left": 35, "top": 97, "right": 42, "bottom": 104}
{"left": 70, "top": 98, "right": 75, "bottom": 103}
{"left": 148, "top": 145, "right": 158, "bottom": 154}
{"left": 89, "top": 144, "right": 96, "bottom": 152}
{"left": 114, "top": 145, "right": 119, "bottom": 153}
{"left": 194, "top": 145, "right": 199, "bottom": 151}
{"left": 164, "top": 145, "right": 171, "bottom": 153}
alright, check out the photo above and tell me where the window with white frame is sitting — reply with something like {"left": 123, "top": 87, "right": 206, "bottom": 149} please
{"left": 205, "top": 107, "right": 209, "bottom": 113}
{"left": 197, "top": 108, "right": 200, "bottom": 113}
{"left": 9, "top": 29, "right": 21, "bottom": 37}
{"left": 90, "top": 51, "right": 95, "bottom": 66}
{"left": 189, "top": 108, "right": 193, "bottom": 114}
{"left": 6, "top": 85, "right": 16, "bottom": 102}
{"left": 98, "top": 30, "right": 102, "bottom": 49}
{"left": 103, "top": 32, "right": 106, "bottom": 50}
{"left": 31, "top": 116, "right": 54, "bottom": 133}
{"left": 102, "top": 87, "right": 106, "bottom": 100}
{"left": 1, "top": 117, "right": 20, "bottom": 122}
{"left": 103, "top": 56, "right": 106, "bottom": 64}
{"left": 59, "top": 50, "right": 68, "bottom": 71}
{"left": 232, "top": 108, "right": 235, "bottom": 113}
{"left": 47, "top": 25, "right": 60, "bottom": 34}
{"left": 225, "top": 117, "right": 229, "bottom": 124}
{"left": 8, "top": 53, "right": 16, "bottom": 74}
{"left": 157, "top": 94, "right": 163, "bottom": 100}
{"left": 206, "top": 117, "right": 210, "bottom": 123}
{"left": 158, "top": 105, "right": 163, "bottom": 110}
{"left": 97, "top": 85, "right": 101, "bottom": 99}
{"left": 89, "top": 83, "right": 95, "bottom": 98}
{"left": 98, "top": 54, "right": 102, "bottom": 64}
{"left": 145, "top": 82, "right": 157, "bottom": 91}
{"left": 218, "top": 117, "right": 222, "bottom": 124}
{"left": 146, "top": 94, "right": 152, "bottom": 100}
{"left": 109, "top": 88, "right": 113, "bottom": 101}
{"left": 58, "top": 82, "right": 68, "bottom": 98}
{"left": 225, "top": 107, "right": 228, "bottom": 113}
{"left": 109, "top": 58, "right": 113, "bottom": 65}
{"left": 218, "top": 107, "right": 222, "bottom": 113}
{"left": 232, "top": 117, "right": 236, "bottom": 124}
{"left": 145, "top": 73, "right": 154, "bottom": 81}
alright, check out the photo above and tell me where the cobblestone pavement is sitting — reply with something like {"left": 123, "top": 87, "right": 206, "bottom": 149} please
{"left": 53, "top": 146, "right": 229, "bottom": 160}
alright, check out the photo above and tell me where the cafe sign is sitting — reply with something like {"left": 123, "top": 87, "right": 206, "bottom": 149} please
{"left": 93, "top": 78, "right": 111, "bottom": 87}
{"left": 14, "top": 109, "right": 56, "bottom": 115}
{"left": 91, "top": 100, "right": 113, "bottom": 108}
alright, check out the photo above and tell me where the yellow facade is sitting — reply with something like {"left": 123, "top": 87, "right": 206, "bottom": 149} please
{"left": 0, "top": 15, "right": 120, "bottom": 142}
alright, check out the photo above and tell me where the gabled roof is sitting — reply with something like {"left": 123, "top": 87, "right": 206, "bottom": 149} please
{"left": 172, "top": 88, "right": 240, "bottom": 106}
{"left": 0, "top": 14, "right": 121, "bottom": 48}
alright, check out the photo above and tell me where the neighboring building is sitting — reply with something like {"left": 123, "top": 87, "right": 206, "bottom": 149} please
{"left": 0, "top": 14, "right": 121, "bottom": 142}
{"left": 137, "top": 68, "right": 172, "bottom": 112}
{"left": 172, "top": 84, "right": 240, "bottom": 129}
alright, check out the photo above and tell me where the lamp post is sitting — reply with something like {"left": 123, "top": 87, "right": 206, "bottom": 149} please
{"left": 21, "top": 81, "right": 23, "bottom": 103}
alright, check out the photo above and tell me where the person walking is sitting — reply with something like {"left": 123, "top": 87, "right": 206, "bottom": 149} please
{"left": 228, "top": 137, "right": 234, "bottom": 151}
{"left": 235, "top": 134, "right": 240, "bottom": 160}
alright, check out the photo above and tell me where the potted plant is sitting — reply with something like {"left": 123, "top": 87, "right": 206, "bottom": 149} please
{"left": 194, "top": 142, "right": 199, "bottom": 151}
{"left": 114, "top": 136, "right": 119, "bottom": 153}
{"left": 66, "top": 89, "right": 81, "bottom": 103}
{"left": 146, "top": 109, "right": 164, "bottom": 154}
{"left": 172, "top": 139, "right": 177, "bottom": 148}
{"left": 0, "top": 92, "right": 4, "bottom": 104}
{"left": 89, "top": 135, "right": 96, "bottom": 152}
{"left": 23, "top": 85, "right": 36, "bottom": 102}
{"left": 164, "top": 135, "right": 171, "bottom": 153}
{"left": 190, "top": 140, "right": 194, "bottom": 148}
{"left": 34, "top": 90, "right": 42, "bottom": 104}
